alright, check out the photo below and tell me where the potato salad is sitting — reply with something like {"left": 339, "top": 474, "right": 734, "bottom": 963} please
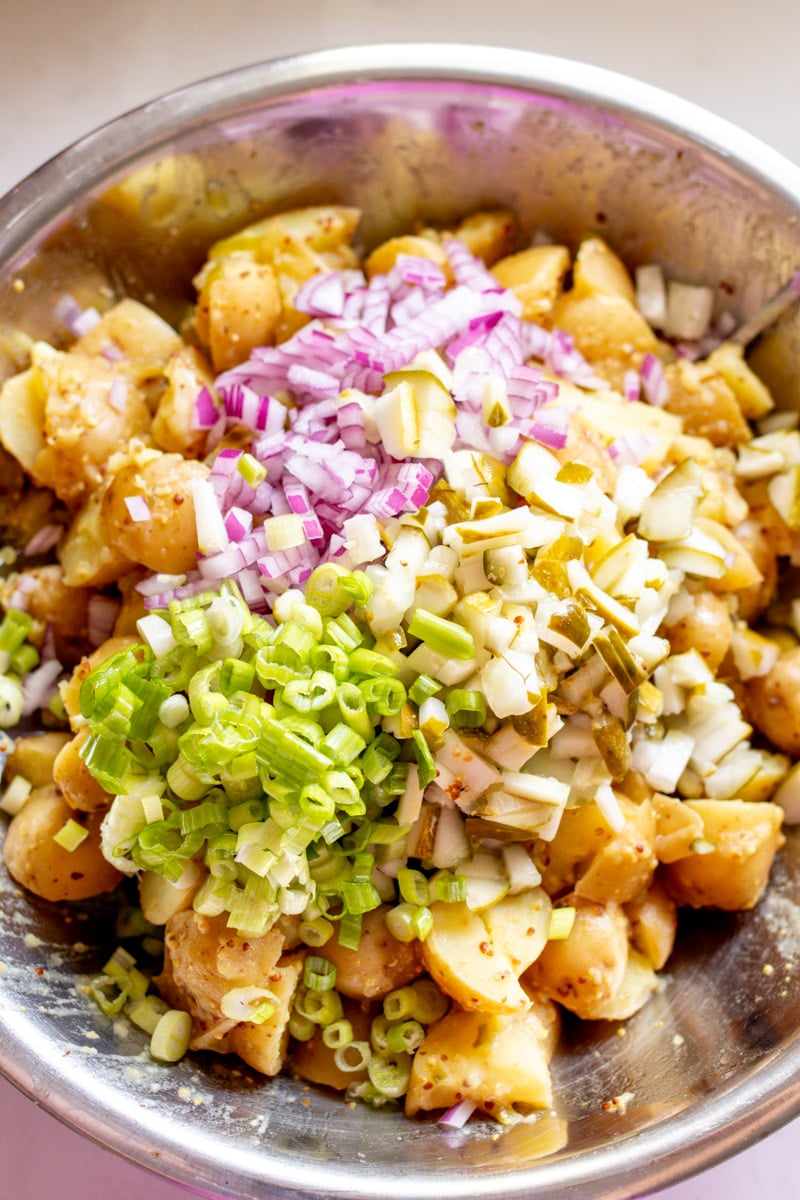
{"left": 0, "top": 204, "right": 797, "bottom": 1127}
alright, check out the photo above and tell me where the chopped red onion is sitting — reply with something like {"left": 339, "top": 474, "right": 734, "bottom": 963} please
{"left": 442, "top": 237, "right": 502, "bottom": 295}
{"left": 135, "top": 573, "right": 187, "bottom": 597}
{"left": 640, "top": 353, "right": 669, "bottom": 406}
{"left": 286, "top": 362, "right": 341, "bottom": 403}
{"left": 225, "top": 507, "right": 253, "bottom": 542}
{"left": 438, "top": 1098, "right": 477, "bottom": 1128}
{"left": 53, "top": 293, "right": 83, "bottom": 330}
{"left": 193, "top": 386, "right": 222, "bottom": 429}
{"left": 387, "top": 254, "right": 448, "bottom": 291}
{"left": 142, "top": 576, "right": 216, "bottom": 610}
{"left": 87, "top": 595, "right": 120, "bottom": 646}
{"left": 54, "top": 293, "right": 101, "bottom": 337}
{"left": 23, "top": 524, "right": 62, "bottom": 556}
{"left": 72, "top": 306, "right": 102, "bottom": 337}
{"left": 124, "top": 496, "right": 151, "bottom": 523}
{"left": 101, "top": 341, "right": 125, "bottom": 362}
{"left": 529, "top": 406, "right": 569, "bottom": 450}
{"left": 293, "top": 271, "right": 346, "bottom": 318}
{"left": 622, "top": 369, "right": 641, "bottom": 403}
{"left": 366, "top": 462, "right": 433, "bottom": 518}
{"left": 21, "top": 659, "right": 63, "bottom": 717}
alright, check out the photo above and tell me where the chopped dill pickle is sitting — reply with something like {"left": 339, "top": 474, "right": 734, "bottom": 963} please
{"left": 465, "top": 817, "right": 534, "bottom": 843}
{"left": 470, "top": 452, "right": 514, "bottom": 505}
{"left": 532, "top": 536, "right": 584, "bottom": 598}
{"left": 483, "top": 545, "right": 528, "bottom": 585}
{"left": 592, "top": 713, "right": 633, "bottom": 780}
{"left": 470, "top": 497, "right": 507, "bottom": 521}
{"left": 556, "top": 462, "right": 594, "bottom": 485}
{"left": 429, "top": 479, "right": 472, "bottom": 522}
{"left": 548, "top": 598, "right": 591, "bottom": 650}
{"left": 510, "top": 697, "right": 549, "bottom": 746}
{"left": 593, "top": 627, "right": 648, "bottom": 694}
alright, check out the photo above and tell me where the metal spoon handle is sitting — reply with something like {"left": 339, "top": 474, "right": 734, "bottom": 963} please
{"left": 729, "top": 270, "right": 800, "bottom": 346}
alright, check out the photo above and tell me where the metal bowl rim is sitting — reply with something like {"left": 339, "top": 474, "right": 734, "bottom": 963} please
{"left": 2, "top": 42, "right": 800, "bottom": 1200}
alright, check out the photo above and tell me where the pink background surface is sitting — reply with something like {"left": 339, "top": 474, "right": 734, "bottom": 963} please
{"left": 2, "top": 0, "right": 800, "bottom": 1195}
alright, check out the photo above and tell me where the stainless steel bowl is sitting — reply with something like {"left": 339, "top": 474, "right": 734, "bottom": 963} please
{"left": 2, "top": 44, "right": 800, "bottom": 1200}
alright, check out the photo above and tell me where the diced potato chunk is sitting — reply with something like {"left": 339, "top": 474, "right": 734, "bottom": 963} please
{"left": 316, "top": 905, "right": 422, "bottom": 1000}
{"left": 524, "top": 896, "right": 629, "bottom": 1019}
{"left": 746, "top": 647, "right": 800, "bottom": 756}
{"left": 208, "top": 205, "right": 361, "bottom": 261}
{"left": 156, "top": 909, "right": 285, "bottom": 1031}
{"left": 652, "top": 794, "right": 704, "bottom": 863}
{"left": 549, "top": 291, "right": 660, "bottom": 390}
{"left": 152, "top": 345, "right": 219, "bottom": 457}
{"left": 664, "top": 590, "right": 733, "bottom": 674}
{"left": 572, "top": 237, "right": 636, "bottom": 305}
{"left": 364, "top": 235, "right": 449, "bottom": 281}
{"left": 2, "top": 784, "right": 122, "bottom": 902}
{"left": 28, "top": 343, "right": 152, "bottom": 505}
{"left": 73, "top": 298, "right": 183, "bottom": 364}
{"left": 491, "top": 246, "right": 570, "bottom": 321}
{"left": 482, "top": 888, "right": 552, "bottom": 974}
{"left": 581, "top": 948, "right": 659, "bottom": 1020}
{"left": 196, "top": 259, "right": 282, "bottom": 372}
{"left": 536, "top": 797, "right": 656, "bottom": 904}
{"left": 101, "top": 451, "right": 208, "bottom": 574}
{"left": 0, "top": 367, "right": 46, "bottom": 473}
{"left": 624, "top": 878, "right": 677, "bottom": 970}
{"left": 16, "top": 563, "right": 95, "bottom": 667}
{"left": 405, "top": 998, "right": 558, "bottom": 1117}
{"left": 52, "top": 727, "right": 112, "bottom": 811}
{"left": 59, "top": 485, "right": 135, "bottom": 588}
{"left": 229, "top": 953, "right": 305, "bottom": 1077}
{"left": 3, "top": 732, "right": 71, "bottom": 789}
{"left": 422, "top": 900, "right": 531, "bottom": 1013}
{"left": 450, "top": 209, "right": 517, "bottom": 265}
{"left": 705, "top": 342, "right": 774, "bottom": 419}
{"left": 663, "top": 359, "right": 751, "bottom": 446}
{"left": 662, "top": 800, "right": 784, "bottom": 910}
{"left": 289, "top": 997, "right": 374, "bottom": 1091}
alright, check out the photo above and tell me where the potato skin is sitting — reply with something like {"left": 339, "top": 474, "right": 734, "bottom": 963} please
{"left": 102, "top": 453, "right": 208, "bottom": 574}
{"left": 746, "top": 647, "right": 800, "bottom": 756}
{"left": 524, "top": 896, "right": 629, "bottom": 1020}
{"left": 662, "top": 800, "right": 784, "bottom": 911}
{"left": 2, "top": 785, "right": 122, "bottom": 901}
{"left": 318, "top": 905, "right": 423, "bottom": 1000}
